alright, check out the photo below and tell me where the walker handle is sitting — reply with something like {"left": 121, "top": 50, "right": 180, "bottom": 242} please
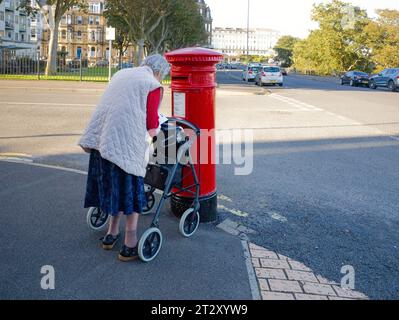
{"left": 167, "top": 117, "right": 201, "bottom": 136}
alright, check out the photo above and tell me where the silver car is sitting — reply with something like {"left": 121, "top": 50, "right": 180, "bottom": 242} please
{"left": 255, "top": 66, "right": 284, "bottom": 87}
{"left": 369, "top": 68, "right": 399, "bottom": 92}
{"left": 242, "top": 64, "right": 262, "bottom": 82}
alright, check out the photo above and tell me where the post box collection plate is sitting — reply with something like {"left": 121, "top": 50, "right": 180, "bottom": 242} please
{"left": 173, "top": 92, "right": 186, "bottom": 118}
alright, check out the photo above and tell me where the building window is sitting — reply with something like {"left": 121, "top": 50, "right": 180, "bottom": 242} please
{"left": 15, "top": 33, "right": 18, "bottom": 41}
{"left": 61, "top": 30, "right": 66, "bottom": 39}
{"left": 77, "top": 30, "right": 82, "bottom": 39}
{"left": 90, "top": 47, "right": 96, "bottom": 58}
{"left": 90, "top": 3, "right": 101, "bottom": 14}
{"left": 95, "top": 16, "right": 100, "bottom": 25}
{"left": 77, "top": 16, "right": 83, "bottom": 24}
{"left": 90, "top": 30, "right": 95, "bottom": 41}
{"left": 21, "top": 33, "right": 24, "bottom": 42}
{"left": 67, "top": 15, "right": 72, "bottom": 25}
{"left": 88, "top": 16, "right": 93, "bottom": 25}
{"left": 61, "top": 16, "right": 66, "bottom": 25}
{"left": 0, "top": 12, "right": 4, "bottom": 21}
{"left": 15, "top": 15, "right": 18, "bottom": 24}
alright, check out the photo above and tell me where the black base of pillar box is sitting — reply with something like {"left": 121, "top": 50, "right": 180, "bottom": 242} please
{"left": 171, "top": 192, "right": 218, "bottom": 223}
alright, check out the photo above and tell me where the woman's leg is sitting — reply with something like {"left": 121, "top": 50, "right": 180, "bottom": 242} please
{"left": 107, "top": 211, "right": 123, "bottom": 236}
{"left": 125, "top": 213, "right": 139, "bottom": 248}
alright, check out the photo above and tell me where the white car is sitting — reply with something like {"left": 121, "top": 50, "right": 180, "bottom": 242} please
{"left": 242, "top": 64, "right": 262, "bottom": 82}
{"left": 255, "top": 66, "right": 283, "bottom": 87}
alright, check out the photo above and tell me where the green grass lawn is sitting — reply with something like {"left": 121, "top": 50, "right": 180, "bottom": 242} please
{"left": 0, "top": 67, "right": 171, "bottom": 84}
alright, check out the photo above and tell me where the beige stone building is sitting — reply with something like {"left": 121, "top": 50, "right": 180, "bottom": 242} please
{"left": 40, "top": 0, "right": 134, "bottom": 65}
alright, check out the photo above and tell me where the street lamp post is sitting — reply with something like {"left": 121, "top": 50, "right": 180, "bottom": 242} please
{"left": 247, "top": 0, "right": 250, "bottom": 60}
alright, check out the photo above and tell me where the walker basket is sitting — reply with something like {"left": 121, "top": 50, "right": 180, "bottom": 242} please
{"left": 144, "top": 164, "right": 182, "bottom": 191}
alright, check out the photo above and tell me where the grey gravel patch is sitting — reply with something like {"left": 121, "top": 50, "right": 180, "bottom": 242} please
{"left": 217, "top": 219, "right": 258, "bottom": 239}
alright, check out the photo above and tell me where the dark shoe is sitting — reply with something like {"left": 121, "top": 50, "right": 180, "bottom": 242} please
{"left": 118, "top": 245, "right": 139, "bottom": 262}
{"left": 101, "top": 234, "right": 120, "bottom": 250}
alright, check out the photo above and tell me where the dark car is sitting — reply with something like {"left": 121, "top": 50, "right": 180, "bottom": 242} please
{"left": 120, "top": 62, "right": 134, "bottom": 69}
{"left": 369, "top": 68, "right": 399, "bottom": 92}
{"left": 340, "top": 71, "right": 370, "bottom": 87}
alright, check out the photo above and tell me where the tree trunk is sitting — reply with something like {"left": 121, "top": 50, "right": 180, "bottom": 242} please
{"left": 137, "top": 39, "right": 145, "bottom": 65}
{"left": 118, "top": 47, "right": 123, "bottom": 69}
{"left": 45, "top": 21, "right": 60, "bottom": 76}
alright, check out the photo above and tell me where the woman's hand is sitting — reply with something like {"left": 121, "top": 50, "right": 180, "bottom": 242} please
{"left": 148, "top": 128, "right": 160, "bottom": 138}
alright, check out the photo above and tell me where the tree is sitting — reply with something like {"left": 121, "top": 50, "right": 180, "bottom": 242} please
{"left": 364, "top": 10, "right": 399, "bottom": 71}
{"left": 105, "top": 0, "right": 207, "bottom": 63}
{"left": 105, "top": 0, "right": 171, "bottom": 65}
{"left": 274, "top": 35, "right": 300, "bottom": 67}
{"left": 159, "top": 0, "right": 207, "bottom": 52}
{"left": 104, "top": 10, "right": 133, "bottom": 67}
{"left": 20, "top": 0, "right": 86, "bottom": 75}
{"left": 293, "top": 0, "right": 371, "bottom": 75}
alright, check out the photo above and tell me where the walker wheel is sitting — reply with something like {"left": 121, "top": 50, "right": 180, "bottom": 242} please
{"left": 138, "top": 228, "right": 163, "bottom": 262}
{"left": 179, "top": 208, "right": 200, "bottom": 238}
{"left": 86, "top": 207, "right": 109, "bottom": 231}
{"left": 142, "top": 193, "right": 155, "bottom": 215}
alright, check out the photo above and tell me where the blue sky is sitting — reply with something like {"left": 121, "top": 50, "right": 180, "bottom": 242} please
{"left": 206, "top": 0, "right": 399, "bottom": 38}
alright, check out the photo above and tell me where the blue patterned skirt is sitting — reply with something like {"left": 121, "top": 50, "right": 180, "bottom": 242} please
{"left": 84, "top": 150, "right": 147, "bottom": 216}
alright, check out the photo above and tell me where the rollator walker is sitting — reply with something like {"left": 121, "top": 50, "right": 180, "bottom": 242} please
{"left": 86, "top": 117, "right": 201, "bottom": 262}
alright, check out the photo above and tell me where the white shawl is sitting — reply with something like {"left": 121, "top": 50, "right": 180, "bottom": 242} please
{"left": 79, "top": 66, "right": 161, "bottom": 177}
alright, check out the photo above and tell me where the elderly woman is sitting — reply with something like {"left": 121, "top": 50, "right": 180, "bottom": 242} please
{"left": 79, "top": 54, "right": 170, "bottom": 262}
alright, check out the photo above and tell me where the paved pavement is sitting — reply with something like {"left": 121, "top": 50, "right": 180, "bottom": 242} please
{"left": 1, "top": 74, "right": 398, "bottom": 299}
{"left": 0, "top": 160, "right": 252, "bottom": 300}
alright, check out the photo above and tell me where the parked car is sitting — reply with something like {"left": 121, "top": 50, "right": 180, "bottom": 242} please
{"left": 120, "top": 62, "right": 134, "bottom": 69}
{"left": 242, "top": 64, "right": 262, "bottom": 82}
{"left": 254, "top": 66, "right": 283, "bottom": 87}
{"left": 340, "top": 71, "right": 370, "bottom": 87}
{"left": 67, "top": 58, "right": 88, "bottom": 69}
{"left": 369, "top": 68, "right": 399, "bottom": 92}
{"left": 95, "top": 60, "right": 109, "bottom": 67}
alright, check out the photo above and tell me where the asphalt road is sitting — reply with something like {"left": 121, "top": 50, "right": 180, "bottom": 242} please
{"left": 1, "top": 72, "right": 399, "bottom": 299}
{"left": 216, "top": 71, "right": 399, "bottom": 300}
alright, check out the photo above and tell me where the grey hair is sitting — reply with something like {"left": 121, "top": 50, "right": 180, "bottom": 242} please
{"left": 141, "top": 54, "right": 170, "bottom": 80}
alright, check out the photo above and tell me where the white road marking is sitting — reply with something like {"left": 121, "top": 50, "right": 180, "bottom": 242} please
{"left": 218, "top": 204, "right": 249, "bottom": 217}
{"left": 267, "top": 211, "right": 288, "bottom": 223}
{"left": 218, "top": 194, "right": 233, "bottom": 202}
{"left": 0, "top": 101, "right": 95, "bottom": 107}
{"left": 0, "top": 158, "right": 87, "bottom": 175}
{"left": 269, "top": 93, "right": 322, "bottom": 111}
{"left": 269, "top": 93, "right": 399, "bottom": 142}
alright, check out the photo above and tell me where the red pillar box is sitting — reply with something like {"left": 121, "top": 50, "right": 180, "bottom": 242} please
{"left": 165, "top": 47, "right": 223, "bottom": 223}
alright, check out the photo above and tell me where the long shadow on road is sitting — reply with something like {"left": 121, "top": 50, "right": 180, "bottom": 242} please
{"left": 216, "top": 135, "right": 399, "bottom": 300}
